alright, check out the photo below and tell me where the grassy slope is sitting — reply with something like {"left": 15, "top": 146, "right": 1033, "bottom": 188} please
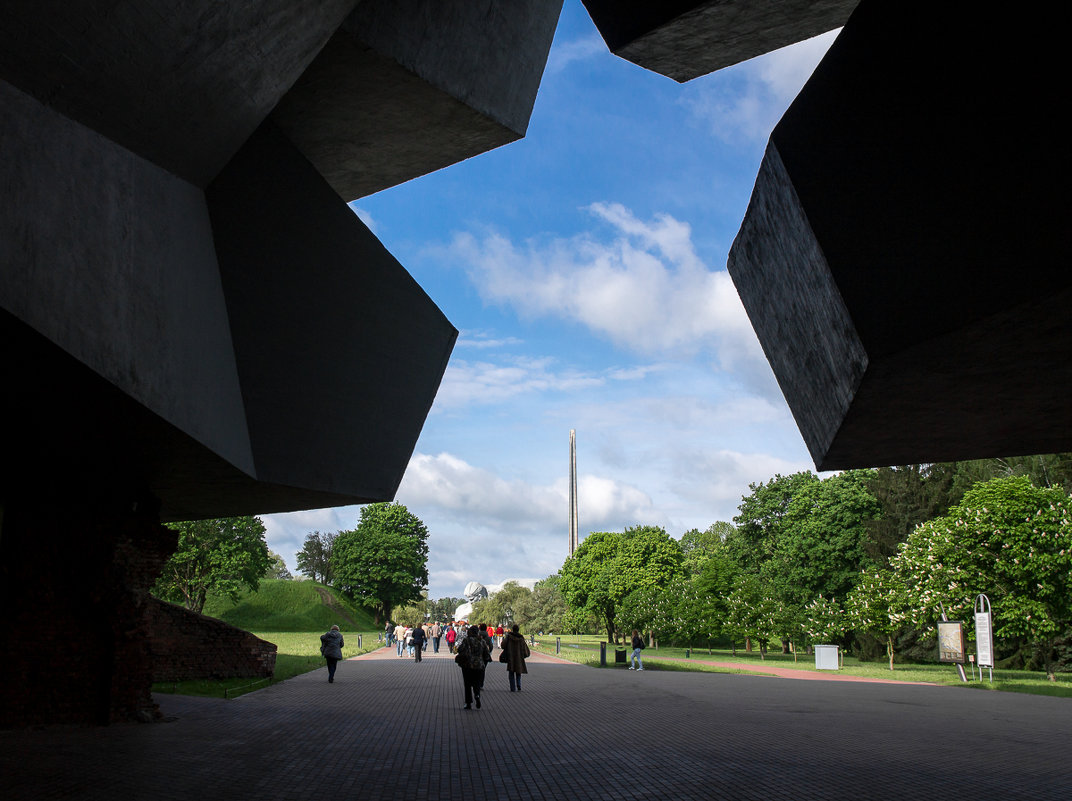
{"left": 202, "top": 579, "right": 377, "bottom": 632}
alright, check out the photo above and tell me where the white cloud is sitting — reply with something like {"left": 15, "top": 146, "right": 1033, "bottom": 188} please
{"left": 395, "top": 451, "right": 663, "bottom": 597}
{"left": 685, "top": 28, "right": 840, "bottom": 144}
{"left": 433, "top": 356, "right": 605, "bottom": 409}
{"left": 666, "top": 447, "right": 813, "bottom": 517}
{"left": 348, "top": 203, "right": 377, "bottom": 234}
{"left": 546, "top": 34, "right": 607, "bottom": 75}
{"left": 456, "top": 330, "right": 524, "bottom": 349}
{"left": 398, "top": 451, "right": 655, "bottom": 533}
{"left": 446, "top": 203, "right": 765, "bottom": 373}
{"left": 261, "top": 506, "right": 359, "bottom": 579}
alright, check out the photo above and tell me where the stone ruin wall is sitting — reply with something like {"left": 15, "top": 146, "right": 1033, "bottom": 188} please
{"left": 147, "top": 598, "right": 276, "bottom": 682}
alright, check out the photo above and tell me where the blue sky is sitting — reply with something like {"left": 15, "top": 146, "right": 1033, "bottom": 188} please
{"left": 263, "top": 2, "right": 840, "bottom": 600}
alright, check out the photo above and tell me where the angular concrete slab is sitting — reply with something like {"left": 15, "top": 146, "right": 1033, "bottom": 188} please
{"left": 581, "top": 0, "right": 857, "bottom": 82}
{"left": 728, "top": 0, "right": 1072, "bottom": 469}
{"left": 1, "top": 79, "right": 456, "bottom": 520}
{"left": 271, "top": 0, "right": 563, "bottom": 200}
{"left": 0, "top": 0, "right": 356, "bottom": 187}
{"left": 207, "top": 121, "right": 457, "bottom": 509}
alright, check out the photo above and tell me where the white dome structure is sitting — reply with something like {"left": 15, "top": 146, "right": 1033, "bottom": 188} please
{"left": 453, "top": 578, "right": 541, "bottom": 621}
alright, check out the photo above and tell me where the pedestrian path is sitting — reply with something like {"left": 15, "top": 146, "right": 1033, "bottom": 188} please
{"left": 4, "top": 644, "right": 1069, "bottom": 799}
{"left": 646, "top": 655, "right": 938, "bottom": 684}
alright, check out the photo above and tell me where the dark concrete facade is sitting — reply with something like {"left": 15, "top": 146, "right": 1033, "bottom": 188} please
{"left": 581, "top": 0, "right": 858, "bottom": 81}
{"left": 587, "top": 0, "right": 1070, "bottom": 471}
{"left": 727, "top": 0, "right": 1072, "bottom": 469}
{"left": 3, "top": 0, "right": 1067, "bottom": 728}
{"left": 0, "top": 1, "right": 560, "bottom": 726}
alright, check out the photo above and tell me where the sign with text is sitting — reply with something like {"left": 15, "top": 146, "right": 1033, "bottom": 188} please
{"left": 938, "top": 620, "right": 967, "bottom": 664}
{"left": 975, "top": 594, "right": 994, "bottom": 668}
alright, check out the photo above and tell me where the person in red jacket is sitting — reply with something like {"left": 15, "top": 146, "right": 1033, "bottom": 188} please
{"left": 445, "top": 625, "right": 458, "bottom": 653}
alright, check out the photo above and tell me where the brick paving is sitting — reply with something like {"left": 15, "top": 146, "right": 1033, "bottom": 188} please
{"left": 4, "top": 642, "right": 1070, "bottom": 800}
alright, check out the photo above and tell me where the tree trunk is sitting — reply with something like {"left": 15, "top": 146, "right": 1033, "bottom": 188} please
{"left": 886, "top": 634, "right": 895, "bottom": 671}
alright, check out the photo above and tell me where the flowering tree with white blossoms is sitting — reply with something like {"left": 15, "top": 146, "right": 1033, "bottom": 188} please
{"left": 889, "top": 476, "right": 1072, "bottom": 680}
{"left": 845, "top": 568, "right": 912, "bottom": 670}
{"left": 801, "top": 595, "right": 848, "bottom": 649}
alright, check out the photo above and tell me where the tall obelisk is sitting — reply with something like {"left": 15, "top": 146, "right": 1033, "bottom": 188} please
{"left": 568, "top": 429, "right": 578, "bottom": 556}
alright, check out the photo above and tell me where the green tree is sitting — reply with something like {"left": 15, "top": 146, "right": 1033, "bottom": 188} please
{"left": 617, "top": 584, "right": 663, "bottom": 642}
{"left": 264, "top": 550, "right": 292, "bottom": 580}
{"left": 472, "top": 581, "right": 533, "bottom": 628}
{"left": 680, "top": 521, "right": 736, "bottom": 575}
{"left": 889, "top": 476, "right": 1072, "bottom": 679}
{"left": 295, "top": 530, "right": 337, "bottom": 584}
{"left": 845, "top": 568, "right": 912, "bottom": 670}
{"left": 559, "top": 525, "right": 683, "bottom": 643}
{"left": 951, "top": 453, "right": 1072, "bottom": 500}
{"left": 762, "top": 469, "right": 881, "bottom": 607}
{"left": 427, "top": 596, "right": 465, "bottom": 623}
{"left": 392, "top": 601, "right": 425, "bottom": 628}
{"left": 517, "top": 575, "right": 571, "bottom": 634}
{"left": 731, "top": 472, "right": 819, "bottom": 574}
{"left": 864, "top": 464, "right": 958, "bottom": 563}
{"left": 332, "top": 502, "right": 429, "bottom": 624}
{"left": 153, "top": 516, "right": 272, "bottom": 614}
{"left": 801, "top": 595, "right": 848, "bottom": 649}
{"left": 724, "top": 574, "right": 780, "bottom": 658}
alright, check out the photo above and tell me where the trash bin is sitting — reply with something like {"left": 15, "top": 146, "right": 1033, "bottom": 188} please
{"left": 615, "top": 648, "right": 627, "bottom": 663}
{"left": 814, "top": 644, "right": 839, "bottom": 670}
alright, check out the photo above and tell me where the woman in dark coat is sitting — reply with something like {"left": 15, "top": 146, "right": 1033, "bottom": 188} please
{"left": 501, "top": 624, "right": 530, "bottom": 692}
{"left": 320, "top": 625, "right": 344, "bottom": 683}
{"left": 456, "top": 624, "right": 491, "bottom": 709}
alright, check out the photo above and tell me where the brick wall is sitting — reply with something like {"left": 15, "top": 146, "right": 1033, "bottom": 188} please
{"left": 148, "top": 598, "right": 276, "bottom": 681}
{"left": 0, "top": 496, "right": 177, "bottom": 727}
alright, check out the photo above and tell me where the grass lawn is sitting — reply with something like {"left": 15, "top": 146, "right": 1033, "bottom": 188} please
{"left": 529, "top": 634, "right": 1072, "bottom": 698}
{"left": 155, "top": 628, "right": 1072, "bottom": 701}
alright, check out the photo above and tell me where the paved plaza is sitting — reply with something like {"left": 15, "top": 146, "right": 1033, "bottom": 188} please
{"left": 4, "top": 644, "right": 1070, "bottom": 800}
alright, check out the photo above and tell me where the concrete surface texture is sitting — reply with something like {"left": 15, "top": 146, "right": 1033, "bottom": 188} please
{"left": 581, "top": 0, "right": 859, "bottom": 81}
{"left": 4, "top": 649, "right": 1069, "bottom": 800}
{"left": 728, "top": 0, "right": 1072, "bottom": 469}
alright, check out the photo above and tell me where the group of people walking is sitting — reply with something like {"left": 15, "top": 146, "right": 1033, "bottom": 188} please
{"left": 386, "top": 621, "right": 459, "bottom": 659}
{"left": 323, "top": 620, "right": 531, "bottom": 709}
{"left": 455, "top": 623, "right": 530, "bottom": 708}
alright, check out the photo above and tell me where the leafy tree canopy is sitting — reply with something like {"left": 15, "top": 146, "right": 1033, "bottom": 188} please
{"left": 296, "top": 530, "right": 337, "bottom": 584}
{"left": 153, "top": 516, "right": 272, "bottom": 614}
{"left": 890, "top": 476, "right": 1072, "bottom": 679}
{"left": 731, "top": 471, "right": 819, "bottom": 571}
{"left": 762, "top": 469, "right": 881, "bottom": 606}
{"left": 265, "top": 550, "right": 292, "bottom": 580}
{"left": 560, "top": 525, "right": 683, "bottom": 642}
{"left": 518, "top": 575, "right": 571, "bottom": 634}
{"left": 472, "top": 581, "right": 533, "bottom": 629}
{"left": 331, "top": 502, "right": 429, "bottom": 624}
{"left": 426, "top": 596, "right": 465, "bottom": 623}
{"left": 680, "top": 521, "right": 735, "bottom": 574}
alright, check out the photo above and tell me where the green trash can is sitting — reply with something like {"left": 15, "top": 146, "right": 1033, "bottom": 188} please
{"left": 615, "top": 648, "right": 627, "bottom": 663}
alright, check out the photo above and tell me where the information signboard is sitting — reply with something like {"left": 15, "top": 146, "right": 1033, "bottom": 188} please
{"left": 937, "top": 620, "right": 967, "bottom": 664}
{"left": 975, "top": 594, "right": 994, "bottom": 671}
